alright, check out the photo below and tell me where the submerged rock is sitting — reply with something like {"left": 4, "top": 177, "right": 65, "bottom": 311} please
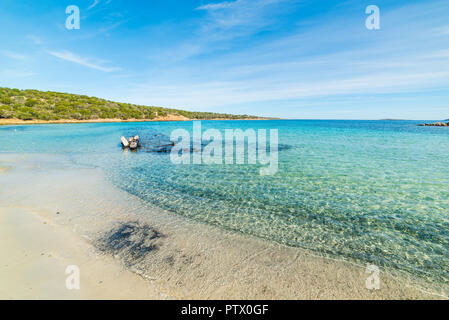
{"left": 143, "top": 133, "right": 175, "bottom": 153}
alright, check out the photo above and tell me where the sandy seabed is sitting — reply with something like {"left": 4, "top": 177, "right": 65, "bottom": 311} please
{"left": 0, "top": 154, "right": 445, "bottom": 299}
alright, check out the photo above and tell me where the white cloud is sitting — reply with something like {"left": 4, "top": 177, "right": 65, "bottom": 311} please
{"left": 46, "top": 50, "right": 119, "bottom": 72}
{"left": 87, "top": 0, "right": 100, "bottom": 10}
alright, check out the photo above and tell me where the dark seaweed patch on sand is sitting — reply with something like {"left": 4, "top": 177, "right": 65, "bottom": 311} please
{"left": 97, "top": 221, "right": 164, "bottom": 267}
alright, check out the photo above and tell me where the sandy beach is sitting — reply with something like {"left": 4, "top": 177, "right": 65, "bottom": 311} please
{"left": 0, "top": 115, "right": 190, "bottom": 126}
{"left": 0, "top": 154, "right": 444, "bottom": 300}
{"left": 0, "top": 116, "right": 270, "bottom": 126}
{"left": 0, "top": 207, "right": 167, "bottom": 299}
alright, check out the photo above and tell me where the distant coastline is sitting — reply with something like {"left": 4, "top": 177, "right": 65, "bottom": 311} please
{"left": 0, "top": 87, "right": 272, "bottom": 125}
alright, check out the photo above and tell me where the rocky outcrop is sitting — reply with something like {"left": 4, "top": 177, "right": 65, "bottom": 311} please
{"left": 419, "top": 122, "right": 449, "bottom": 127}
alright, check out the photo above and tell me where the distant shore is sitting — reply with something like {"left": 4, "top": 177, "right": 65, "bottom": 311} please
{"left": 0, "top": 115, "right": 271, "bottom": 126}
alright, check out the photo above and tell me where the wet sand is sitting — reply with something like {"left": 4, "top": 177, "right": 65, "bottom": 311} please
{"left": 0, "top": 154, "right": 445, "bottom": 299}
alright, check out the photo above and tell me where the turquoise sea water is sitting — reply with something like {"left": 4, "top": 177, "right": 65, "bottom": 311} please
{"left": 1, "top": 120, "right": 448, "bottom": 289}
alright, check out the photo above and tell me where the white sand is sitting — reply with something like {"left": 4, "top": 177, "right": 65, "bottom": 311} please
{"left": 0, "top": 154, "right": 445, "bottom": 299}
{"left": 0, "top": 207, "right": 168, "bottom": 299}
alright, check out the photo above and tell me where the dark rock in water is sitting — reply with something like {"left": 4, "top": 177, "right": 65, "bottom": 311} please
{"left": 419, "top": 122, "right": 449, "bottom": 127}
{"left": 96, "top": 222, "right": 164, "bottom": 267}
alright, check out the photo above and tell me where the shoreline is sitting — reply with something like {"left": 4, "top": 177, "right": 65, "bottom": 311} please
{"left": 0, "top": 153, "right": 445, "bottom": 299}
{"left": 0, "top": 116, "right": 272, "bottom": 126}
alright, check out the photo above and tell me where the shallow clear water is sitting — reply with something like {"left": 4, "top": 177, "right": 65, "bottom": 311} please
{"left": 1, "top": 120, "right": 448, "bottom": 287}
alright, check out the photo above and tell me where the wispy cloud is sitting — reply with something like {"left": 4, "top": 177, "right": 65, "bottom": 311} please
{"left": 127, "top": 68, "right": 449, "bottom": 110}
{"left": 2, "top": 50, "right": 29, "bottom": 61}
{"left": 46, "top": 50, "right": 119, "bottom": 72}
{"left": 149, "top": 0, "right": 292, "bottom": 64}
{"left": 195, "top": 0, "right": 288, "bottom": 37}
{"left": 87, "top": 0, "right": 100, "bottom": 10}
{"left": 127, "top": 0, "right": 449, "bottom": 117}
{"left": 196, "top": 0, "right": 241, "bottom": 11}
{"left": 3, "top": 0, "right": 449, "bottom": 119}
{"left": 70, "top": 20, "right": 125, "bottom": 40}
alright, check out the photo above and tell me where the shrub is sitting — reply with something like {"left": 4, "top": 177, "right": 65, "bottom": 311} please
{"left": 0, "top": 106, "right": 12, "bottom": 118}
{"left": 0, "top": 96, "right": 12, "bottom": 105}
{"left": 25, "top": 99, "right": 38, "bottom": 107}
{"left": 17, "top": 112, "right": 33, "bottom": 120}
{"left": 71, "top": 113, "right": 83, "bottom": 120}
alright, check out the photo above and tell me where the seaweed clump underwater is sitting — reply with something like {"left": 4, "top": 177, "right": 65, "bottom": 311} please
{"left": 97, "top": 221, "right": 164, "bottom": 267}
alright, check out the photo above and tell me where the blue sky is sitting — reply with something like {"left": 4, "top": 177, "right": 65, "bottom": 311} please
{"left": 1, "top": 0, "right": 448, "bottom": 119}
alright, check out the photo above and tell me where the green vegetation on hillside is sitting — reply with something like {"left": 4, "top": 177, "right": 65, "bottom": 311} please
{"left": 0, "top": 87, "right": 259, "bottom": 121}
